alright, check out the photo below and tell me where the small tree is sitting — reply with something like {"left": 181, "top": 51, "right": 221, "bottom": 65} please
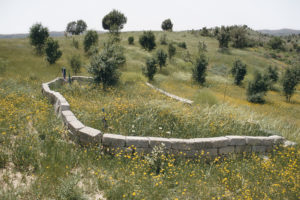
{"left": 246, "top": 72, "right": 269, "bottom": 103}
{"left": 156, "top": 49, "right": 168, "bottom": 70}
{"left": 198, "top": 41, "right": 207, "bottom": 53}
{"left": 88, "top": 43, "right": 125, "bottom": 89}
{"left": 69, "top": 55, "right": 82, "bottom": 75}
{"left": 282, "top": 67, "right": 298, "bottom": 102}
{"left": 161, "top": 19, "right": 173, "bottom": 31}
{"left": 66, "top": 20, "right": 87, "bottom": 35}
{"left": 139, "top": 31, "right": 156, "bottom": 51}
{"left": 231, "top": 59, "right": 247, "bottom": 85}
{"left": 217, "top": 26, "right": 230, "bottom": 49}
{"left": 128, "top": 36, "right": 134, "bottom": 45}
{"left": 265, "top": 66, "right": 279, "bottom": 87}
{"left": 45, "top": 37, "right": 62, "bottom": 64}
{"left": 192, "top": 54, "right": 208, "bottom": 85}
{"left": 177, "top": 42, "right": 187, "bottom": 49}
{"left": 143, "top": 57, "right": 157, "bottom": 81}
{"left": 231, "top": 26, "right": 248, "bottom": 48}
{"left": 102, "top": 9, "right": 127, "bottom": 35}
{"left": 29, "top": 23, "right": 49, "bottom": 55}
{"left": 84, "top": 30, "right": 98, "bottom": 52}
{"left": 200, "top": 27, "right": 209, "bottom": 36}
{"left": 168, "top": 43, "right": 176, "bottom": 59}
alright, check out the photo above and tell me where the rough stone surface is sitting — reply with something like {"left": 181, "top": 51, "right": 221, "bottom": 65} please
{"left": 219, "top": 146, "right": 235, "bottom": 154}
{"left": 68, "top": 120, "right": 85, "bottom": 135}
{"left": 226, "top": 136, "right": 246, "bottom": 146}
{"left": 61, "top": 110, "right": 75, "bottom": 123}
{"left": 102, "top": 134, "right": 126, "bottom": 148}
{"left": 126, "top": 136, "right": 150, "bottom": 148}
{"left": 246, "top": 136, "right": 267, "bottom": 146}
{"left": 78, "top": 126, "right": 102, "bottom": 144}
{"left": 209, "top": 137, "right": 230, "bottom": 148}
{"left": 191, "top": 138, "right": 214, "bottom": 149}
{"left": 283, "top": 140, "right": 297, "bottom": 147}
{"left": 235, "top": 145, "right": 252, "bottom": 153}
{"left": 149, "top": 137, "right": 172, "bottom": 149}
{"left": 269, "top": 135, "right": 285, "bottom": 144}
{"left": 252, "top": 145, "right": 266, "bottom": 153}
{"left": 170, "top": 139, "right": 193, "bottom": 150}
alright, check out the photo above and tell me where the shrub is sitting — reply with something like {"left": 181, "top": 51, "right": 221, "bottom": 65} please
{"left": 198, "top": 41, "right": 207, "bottom": 53}
{"left": 192, "top": 54, "right": 208, "bottom": 85}
{"left": 145, "top": 143, "right": 166, "bottom": 174}
{"left": 168, "top": 43, "right": 176, "bottom": 59}
{"left": 45, "top": 37, "right": 62, "bottom": 64}
{"left": 282, "top": 67, "right": 298, "bottom": 102}
{"left": 231, "top": 26, "right": 248, "bottom": 48}
{"left": 102, "top": 9, "right": 127, "bottom": 35}
{"left": 29, "top": 23, "right": 49, "bottom": 55}
{"left": 139, "top": 31, "right": 156, "bottom": 51}
{"left": 84, "top": 30, "right": 98, "bottom": 52}
{"left": 268, "top": 37, "right": 285, "bottom": 50}
{"left": 161, "top": 19, "right": 173, "bottom": 31}
{"left": 217, "top": 26, "right": 230, "bottom": 49}
{"left": 200, "top": 27, "right": 210, "bottom": 37}
{"left": 128, "top": 36, "right": 134, "bottom": 45}
{"left": 143, "top": 57, "right": 157, "bottom": 81}
{"left": 265, "top": 66, "right": 279, "bottom": 84}
{"left": 88, "top": 42, "right": 125, "bottom": 89}
{"left": 69, "top": 55, "right": 82, "bottom": 75}
{"left": 160, "top": 34, "right": 168, "bottom": 45}
{"left": 231, "top": 59, "right": 247, "bottom": 85}
{"left": 247, "top": 72, "right": 269, "bottom": 103}
{"left": 177, "top": 42, "right": 187, "bottom": 49}
{"left": 156, "top": 49, "right": 168, "bottom": 70}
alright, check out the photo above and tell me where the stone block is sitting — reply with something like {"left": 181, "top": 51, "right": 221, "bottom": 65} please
{"left": 102, "top": 134, "right": 126, "bottom": 148}
{"left": 67, "top": 120, "right": 85, "bottom": 135}
{"left": 149, "top": 137, "right": 172, "bottom": 149}
{"left": 252, "top": 145, "right": 266, "bottom": 153}
{"left": 225, "top": 136, "right": 246, "bottom": 146}
{"left": 78, "top": 126, "right": 102, "bottom": 145}
{"left": 246, "top": 136, "right": 267, "bottom": 146}
{"left": 170, "top": 138, "right": 193, "bottom": 150}
{"left": 268, "top": 135, "right": 285, "bottom": 145}
{"left": 235, "top": 145, "right": 252, "bottom": 153}
{"left": 61, "top": 110, "right": 75, "bottom": 123}
{"left": 218, "top": 146, "right": 235, "bottom": 155}
{"left": 126, "top": 136, "right": 150, "bottom": 148}
{"left": 59, "top": 102, "right": 70, "bottom": 112}
{"left": 190, "top": 138, "right": 214, "bottom": 149}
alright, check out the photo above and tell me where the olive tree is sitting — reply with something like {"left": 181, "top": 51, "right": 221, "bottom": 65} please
{"left": 102, "top": 9, "right": 127, "bottom": 35}
{"left": 231, "top": 59, "right": 247, "bottom": 85}
{"left": 139, "top": 31, "right": 156, "bottom": 51}
{"left": 29, "top": 23, "right": 49, "bottom": 55}
{"left": 45, "top": 37, "right": 62, "bottom": 64}
{"left": 83, "top": 30, "right": 98, "bottom": 53}
{"left": 161, "top": 19, "right": 173, "bottom": 31}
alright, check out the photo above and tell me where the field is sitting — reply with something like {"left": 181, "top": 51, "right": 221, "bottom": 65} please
{"left": 0, "top": 31, "right": 299, "bottom": 199}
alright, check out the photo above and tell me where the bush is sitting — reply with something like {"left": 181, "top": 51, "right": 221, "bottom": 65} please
{"left": 29, "top": 23, "right": 49, "bottom": 55}
{"left": 268, "top": 37, "right": 285, "bottom": 51}
{"left": 69, "top": 55, "right": 82, "bottom": 75}
{"left": 177, "top": 42, "right": 187, "bottom": 49}
{"left": 45, "top": 37, "right": 62, "bottom": 64}
{"left": 161, "top": 19, "right": 173, "bottom": 31}
{"left": 231, "top": 26, "right": 248, "bottom": 48}
{"left": 231, "top": 59, "right": 247, "bottom": 85}
{"left": 168, "top": 43, "right": 176, "bottom": 59}
{"left": 143, "top": 57, "right": 157, "bottom": 81}
{"left": 128, "top": 36, "right": 134, "bottom": 45}
{"left": 200, "top": 27, "right": 210, "bottom": 37}
{"left": 265, "top": 66, "right": 279, "bottom": 84}
{"left": 192, "top": 54, "right": 208, "bottom": 85}
{"left": 198, "top": 41, "right": 207, "bottom": 53}
{"left": 84, "top": 30, "right": 98, "bottom": 52}
{"left": 88, "top": 42, "right": 125, "bottom": 89}
{"left": 217, "top": 26, "right": 230, "bottom": 49}
{"left": 282, "top": 67, "right": 298, "bottom": 102}
{"left": 156, "top": 49, "right": 168, "bottom": 70}
{"left": 139, "top": 31, "right": 156, "bottom": 51}
{"left": 247, "top": 72, "right": 269, "bottom": 103}
{"left": 160, "top": 34, "right": 168, "bottom": 45}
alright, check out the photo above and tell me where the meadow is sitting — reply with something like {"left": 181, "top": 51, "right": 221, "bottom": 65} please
{"left": 0, "top": 30, "right": 299, "bottom": 199}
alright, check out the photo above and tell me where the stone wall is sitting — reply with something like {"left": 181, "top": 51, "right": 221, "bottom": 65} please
{"left": 42, "top": 76, "right": 288, "bottom": 157}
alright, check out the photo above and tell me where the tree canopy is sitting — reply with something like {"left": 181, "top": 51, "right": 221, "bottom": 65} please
{"left": 29, "top": 23, "right": 49, "bottom": 55}
{"left": 102, "top": 9, "right": 127, "bottom": 34}
{"left": 161, "top": 19, "right": 173, "bottom": 31}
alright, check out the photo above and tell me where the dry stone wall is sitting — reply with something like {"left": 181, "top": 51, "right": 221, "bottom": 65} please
{"left": 42, "top": 76, "right": 289, "bottom": 157}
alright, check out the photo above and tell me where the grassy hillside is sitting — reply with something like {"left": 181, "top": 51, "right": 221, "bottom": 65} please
{"left": 0, "top": 31, "right": 299, "bottom": 199}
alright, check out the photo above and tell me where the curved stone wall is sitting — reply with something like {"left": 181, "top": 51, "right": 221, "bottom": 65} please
{"left": 42, "top": 76, "right": 289, "bottom": 157}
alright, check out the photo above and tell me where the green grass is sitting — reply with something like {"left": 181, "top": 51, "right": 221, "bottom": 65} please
{"left": 0, "top": 31, "right": 299, "bottom": 199}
